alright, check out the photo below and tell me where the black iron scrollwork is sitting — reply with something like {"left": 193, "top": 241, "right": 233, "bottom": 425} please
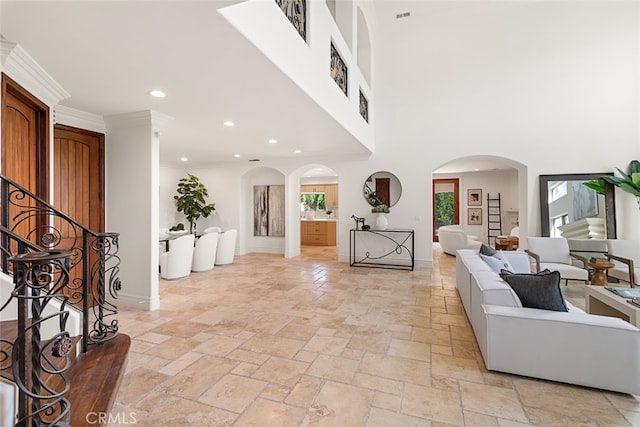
{"left": 1, "top": 176, "right": 121, "bottom": 352}
{"left": 9, "top": 251, "right": 73, "bottom": 426}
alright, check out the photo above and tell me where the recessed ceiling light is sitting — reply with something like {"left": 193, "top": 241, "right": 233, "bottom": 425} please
{"left": 473, "top": 168, "right": 480, "bottom": 171}
{"left": 223, "top": 121, "right": 235, "bottom": 127}
{"left": 149, "top": 90, "right": 166, "bottom": 98}
{"left": 268, "top": 139, "right": 277, "bottom": 144}
{"left": 294, "top": 150, "right": 302, "bottom": 153}
{"left": 233, "top": 154, "right": 241, "bottom": 158}
{"left": 180, "top": 157, "right": 188, "bottom": 162}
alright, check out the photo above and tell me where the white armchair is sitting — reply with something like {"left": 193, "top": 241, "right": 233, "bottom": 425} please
{"left": 525, "top": 237, "right": 589, "bottom": 284}
{"left": 159, "top": 234, "right": 195, "bottom": 280}
{"left": 438, "top": 225, "right": 482, "bottom": 256}
{"left": 215, "top": 229, "right": 237, "bottom": 265}
{"left": 607, "top": 239, "right": 640, "bottom": 287}
{"left": 192, "top": 232, "right": 219, "bottom": 272}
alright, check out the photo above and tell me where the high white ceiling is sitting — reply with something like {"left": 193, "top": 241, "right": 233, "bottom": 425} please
{"left": 1, "top": 0, "right": 518, "bottom": 175}
{"left": 0, "top": 1, "right": 371, "bottom": 168}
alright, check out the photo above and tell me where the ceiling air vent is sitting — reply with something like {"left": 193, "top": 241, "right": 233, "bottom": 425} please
{"left": 248, "top": 159, "right": 261, "bottom": 162}
{"left": 396, "top": 12, "right": 410, "bottom": 19}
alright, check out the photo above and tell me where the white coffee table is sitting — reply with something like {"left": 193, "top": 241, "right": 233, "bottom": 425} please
{"left": 585, "top": 286, "right": 640, "bottom": 328}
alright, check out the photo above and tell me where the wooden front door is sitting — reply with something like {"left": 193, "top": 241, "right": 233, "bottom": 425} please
{"left": 53, "top": 124, "right": 105, "bottom": 234}
{"left": 1, "top": 74, "right": 49, "bottom": 246}
{"left": 53, "top": 125, "right": 105, "bottom": 306}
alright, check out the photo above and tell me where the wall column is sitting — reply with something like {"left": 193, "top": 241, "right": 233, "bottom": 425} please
{"left": 105, "top": 110, "right": 172, "bottom": 311}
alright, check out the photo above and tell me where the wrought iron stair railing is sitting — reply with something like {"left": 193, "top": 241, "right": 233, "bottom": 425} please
{"left": 0, "top": 174, "right": 122, "bottom": 426}
{"left": 0, "top": 174, "right": 121, "bottom": 352}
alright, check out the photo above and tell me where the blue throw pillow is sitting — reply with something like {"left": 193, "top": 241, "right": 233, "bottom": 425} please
{"left": 479, "top": 244, "right": 497, "bottom": 256}
{"left": 480, "top": 253, "right": 515, "bottom": 273}
{"left": 499, "top": 270, "right": 567, "bottom": 312}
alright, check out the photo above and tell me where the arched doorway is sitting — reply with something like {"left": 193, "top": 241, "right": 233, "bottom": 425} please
{"left": 433, "top": 155, "right": 527, "bottom": 248}
{"left": 294, "top": 164, "right": 339, "bottom": 258}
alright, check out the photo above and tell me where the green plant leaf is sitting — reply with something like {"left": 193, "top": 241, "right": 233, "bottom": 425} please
{"left": 582, "top": 179, "right": 605, "bottom": 195}
{"left": 602, "top": 160, "right": 640, "bottom": 199}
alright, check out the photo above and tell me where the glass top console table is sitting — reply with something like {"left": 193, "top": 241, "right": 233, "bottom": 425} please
{"left": 349, "top": 228, "right": 414, "bottom": 271}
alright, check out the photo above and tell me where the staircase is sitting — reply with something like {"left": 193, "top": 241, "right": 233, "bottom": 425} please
{"left": 0, "top": 175, "right": 129, "bottom": 427}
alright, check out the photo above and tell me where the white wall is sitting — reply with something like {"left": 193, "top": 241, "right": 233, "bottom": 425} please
{"left": 159, "top": 165, "right": 187, "bottom": 231}
{"left": 373, "top": 1, "right": 639, "bottom": 242}
{"left": 105, "top": 111, "right": 165, "bottom": 311}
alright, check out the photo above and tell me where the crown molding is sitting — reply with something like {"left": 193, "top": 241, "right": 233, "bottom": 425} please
{"left": 150, "top": 110, "right": 174, "bottom": 131}
{"left": 105, "top": 110, "right": 174, "bottom": 131}
{"left": 54, "top": 105, "right": 106, "bottom": 134}
{"left": 1, "top": 40, "right": 70, "bottom": 106}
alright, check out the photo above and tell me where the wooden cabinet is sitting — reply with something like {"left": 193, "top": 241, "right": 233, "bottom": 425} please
{"left": 300, "top": 184, "right": 338, "bottom": 207}
{"left": 301, "top": 184, "right": 325, "bottom": 193}
{"left": 301, "top": 221, "right": 336, "bottom": 246}
{"left": 324, "top": 184, "right": 338, "bottom": 207}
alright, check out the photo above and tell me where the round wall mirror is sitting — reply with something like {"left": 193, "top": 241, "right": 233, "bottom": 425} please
{"left": 363, "top": 171, "right": 402, "bottom": 207}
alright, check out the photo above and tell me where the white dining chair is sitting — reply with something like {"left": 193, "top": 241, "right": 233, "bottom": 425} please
{"left": 159, "top": 233, "right": 195, "bottom": 280}
{"left": 215, "top": 229, "right": 237, "bottom": 265}
{"left": 192, "top": 231, "right": 219, "bottom": 272}
{"left": 203, "top": 226, "right": 222, "bottom": 233}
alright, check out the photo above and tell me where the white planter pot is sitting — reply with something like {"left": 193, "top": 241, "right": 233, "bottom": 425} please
{"left": 375, "top": 213, "right": 388, "bottom": 230}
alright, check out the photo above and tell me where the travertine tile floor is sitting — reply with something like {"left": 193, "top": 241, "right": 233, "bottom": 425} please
{"left": 109, "top": 245, "right": 640, "bottom": 426}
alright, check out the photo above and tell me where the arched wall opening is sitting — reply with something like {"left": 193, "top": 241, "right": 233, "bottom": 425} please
{"left": 357, "top": 7, "right": 371, "bottom": 86}
{"left": 432, "top": 155, "right": 528, "bottom": 248}
{"left": 287, "top": 163, "right": 339, "bottom": 259}
{"left": 325, "top": 0, "right": 353, "bottom": 52}
{"left": 240, "top": 166, "right": 286, "bottom": 255}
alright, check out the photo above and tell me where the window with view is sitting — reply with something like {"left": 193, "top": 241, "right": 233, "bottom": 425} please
{"left": 301, "top": 193, "right": 326, "bottom": 211}
{"left": 549, "top": 181, "right": 567, "bottom": 203}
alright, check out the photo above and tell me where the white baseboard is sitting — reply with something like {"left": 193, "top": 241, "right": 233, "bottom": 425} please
{"left": 114, "top": 292, "right": 160, "bottom": 311}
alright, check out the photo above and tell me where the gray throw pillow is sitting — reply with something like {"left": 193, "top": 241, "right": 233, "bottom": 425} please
{"left": 479, "top": 244, "right": 496, "bottom": 256}
{"left": 499, "top": 270, "right": 568, "bottom": 312}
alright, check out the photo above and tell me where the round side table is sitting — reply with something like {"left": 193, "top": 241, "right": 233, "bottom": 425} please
{"left": 588, "top": 260, "right": 614, "bottom": 286}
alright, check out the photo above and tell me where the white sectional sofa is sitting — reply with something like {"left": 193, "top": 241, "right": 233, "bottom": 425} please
{"left": 456, "top": 248, "right": 640, "bottom": 395}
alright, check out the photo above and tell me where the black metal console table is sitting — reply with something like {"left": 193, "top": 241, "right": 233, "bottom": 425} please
{"left": 349, "top": 228, "right": 414, "bottom": 271}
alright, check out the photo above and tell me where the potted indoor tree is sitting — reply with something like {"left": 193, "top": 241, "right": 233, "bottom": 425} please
{"left": 174, "top": 174, "right": 216, "bottom": 234}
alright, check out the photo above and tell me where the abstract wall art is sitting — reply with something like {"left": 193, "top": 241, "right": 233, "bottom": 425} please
{"left": 572, "top": 181, "right": 598, "bottom": 220}
{"left": 253, "top": 185, "right": 285, "bottom": 237}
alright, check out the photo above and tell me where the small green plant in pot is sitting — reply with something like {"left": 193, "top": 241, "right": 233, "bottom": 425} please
{"left": 371, "top": 204, "right": 390, "bottom": 213}
{"left": 174, "top": 174, "right": 216, "bottom": 234}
